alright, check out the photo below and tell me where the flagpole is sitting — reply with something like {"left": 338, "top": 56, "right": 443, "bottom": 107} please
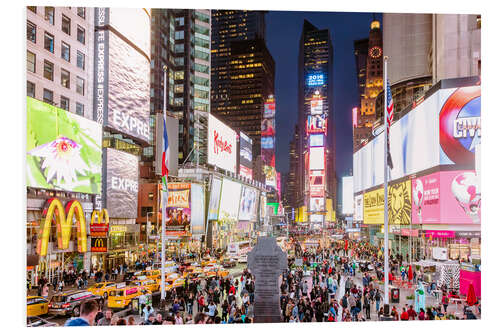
{"left": 161, "top": 65, "right": 167, "bottom": 302}
{"left": 383, "top": 56, "right": 389, "bottom": 309}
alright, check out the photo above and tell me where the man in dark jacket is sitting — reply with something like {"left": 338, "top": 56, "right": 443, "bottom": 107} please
{"left": 64, "top": 300, "right": 99, "bottom": 326}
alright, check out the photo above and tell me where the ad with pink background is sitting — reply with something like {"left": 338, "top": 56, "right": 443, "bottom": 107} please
{"left": 412, "top": 170, "right": 480, "bottom": 224}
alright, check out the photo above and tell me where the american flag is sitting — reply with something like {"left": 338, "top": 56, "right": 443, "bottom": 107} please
{"left": 161, "top": 114, "right": 169, "bottom": 222}
{"left": 386, "top": 80, "right": 394, "bottom": 169}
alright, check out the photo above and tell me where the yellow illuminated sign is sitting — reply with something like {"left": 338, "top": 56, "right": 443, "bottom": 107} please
{"left": 363, "top": 188, "right": 384, "bottom": 224}
{"left": 363, "top": 179, "right": 413, "bottom": 225}
{"left": 36, "top": 198, "right": 87, "bottom": 256}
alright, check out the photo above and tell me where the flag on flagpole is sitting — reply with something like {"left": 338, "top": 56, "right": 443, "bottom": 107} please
{"left": 386, "top": 79, "right": 394, "bottom": 170}
{"left": 161, "top": 114, "right": 169, "bottom": 222}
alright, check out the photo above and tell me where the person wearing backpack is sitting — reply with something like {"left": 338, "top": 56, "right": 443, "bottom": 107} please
{"left": 374, "top": 289, "right": 382, "bottom": 313}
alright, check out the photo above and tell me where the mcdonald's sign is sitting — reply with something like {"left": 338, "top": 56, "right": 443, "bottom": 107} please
{"left": 36, "top": 198, "right": 87, "bottom": 257}
{"left": 90, "top": 209, "right": 109, "bottom": 237}
{"left": 91, "top": 237, "right": 107, "bottom": 253}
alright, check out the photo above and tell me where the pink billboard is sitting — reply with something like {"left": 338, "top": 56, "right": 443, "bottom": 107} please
{"left": 412, "top": 170, "right": 480, "bottom": 225}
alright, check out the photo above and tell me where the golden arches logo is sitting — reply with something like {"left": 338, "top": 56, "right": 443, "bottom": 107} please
{"left": 91, "top": 209, "right": 109, "bottom": 225}
{"left": 36, "top": 198, "right": 87, "bottom": 256}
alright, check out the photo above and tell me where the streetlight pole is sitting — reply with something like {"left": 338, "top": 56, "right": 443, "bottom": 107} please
{"left": 383, "top": 56, "right": 390, "bottom": 309}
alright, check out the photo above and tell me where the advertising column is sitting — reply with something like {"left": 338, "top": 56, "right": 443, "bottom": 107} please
{"left": 262, "top": 96, "right": 277, "bottom": 189}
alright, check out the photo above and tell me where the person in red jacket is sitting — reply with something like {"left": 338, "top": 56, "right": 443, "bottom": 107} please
{"left": 229, "top": 284, "right": 236, "bottom": 296}
{"left": 407, "top": 305, "right": 417, "bottom": 320}
{"left": 400, "top": 307, "right": 409, "bottom": 321}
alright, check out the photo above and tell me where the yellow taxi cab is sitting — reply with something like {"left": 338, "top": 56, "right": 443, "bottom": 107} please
{"left": 27, "top": 296, "right": 49, "bottom": 316}
{"left": 201, "top": 258, "right": 218, "bottom": 267}
{"left": 130, "top": 277, "right": 160, "bottom": 293}
{"left": 107, "top": 284, "right": 150, "bottom": 310}
{"left": 143, "top": 269, "right": 161, "bottom": 280}
{"left": 204, "top": 265, "right": 230, "bottom": 278}
{"left": 87, "top": 282, "right": 117, "bottom": 298}
{"left": 170, "top": 278, "right": 185, "bottom": 289}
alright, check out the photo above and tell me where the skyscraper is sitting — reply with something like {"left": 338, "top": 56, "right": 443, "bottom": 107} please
{"left": 297, "top": 20, "right": 335, "bottom": 224}
{"left": 211, "top": 10, "right": 274, "bottom": 159}
{"left": 353, "top": 38, "right": 369, "bottom": 104}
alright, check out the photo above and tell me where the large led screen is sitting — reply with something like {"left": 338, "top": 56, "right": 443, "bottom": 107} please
{"left": 27, "top": 97, "right": 102, "bottom": 194}
{"left": 208, "top": 115, "right": 237, "bottom": 173}
{"left": 239, "top": 131, "right": 253, "bottom": 176}
{"left": 307, "top": 114, "right": 327, "bottom": 134}
{"left": 309, "top": 147, "right": 325, "bottom": 170}
{"left": 263, "top": 165, "right": 277, "bottom": 188}
{"left": 103, "top": 148, "right": 138, "bottom": 218}
{"left": 207, "top": 177, "right": 222, "bottom": 220}
{"left": 310, "top": 214, "right": 324, "bottom": 223}
{"left": 354, "top": 85, "right": 481, "bottom": 193}
{"left": 363, "top": 188, "right": 384, "bottom": 225}
{"left": 342, "top": 176, "right": 354, "bottom": 215}
{"left": 412, "top": 170, "right": 480, "bottom": 225}
{"left": 310, "top": 98, "right": 323, "bottom": 115}
{"left": 310, "top": 197, "right": 325, "bottom": 212}
{"left": 261, "top": 136, "right": 275, "bottom": 149}
{"left": 239, "top": 186, "right": 258, "bottom": 221}
{"left": 309, "top": 170, "right": 325, "bottom": 197}
{"left": 306, "top": 73, "right": 325, "bottom": 86}
{"left": 108, "top": 8, "right": 151, "bottom": 56}
{"left": 165, "top": 183, "right": 191, "bottom": 236}
{"left": 259, "top": 193, "right": 267, "bottom": 221}
{"left": 219, "top": 178, "right": 242, "bottom": 223}
{"left": 309, "top": 134, "right": 324, "bottom": 147}
{"left": 190, "top": 183, "right": 205, "bottom": 235}
{"left": 263, "top": 101, "right": 275, "bottom": 118}
{"left": 354, "top": 194, "right": 363, "bottom": 222}
{"left": 261, "top": 118, "right": 275, "bottom": 136}
{"left": 388, "top": 180, "right": 412, "bottom": 225}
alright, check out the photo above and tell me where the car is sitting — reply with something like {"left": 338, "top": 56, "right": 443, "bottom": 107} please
{"left": 237, "top": 254, "right": 248, "bottom": 264}
{"left": 48, "top": 291, "right": 103, "bottom": 317}
{"left": 27, "top": 296, "right": 49, "bottom": 317}
{"left": 222, "top": 258, "right": 237, "bottom": 268}
{"left": 87, "top": 282, "right": 117, "bottom": 299}
{"left": 130, "top": 278, "right": 160, "bottom": 293}
{"left": 27, "top": 316, "right": 58, "bottom": 327}
{"left": 107, "top": 285, "right": 150, "bottom": 310}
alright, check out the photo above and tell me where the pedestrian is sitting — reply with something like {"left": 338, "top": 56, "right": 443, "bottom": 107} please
{"left": 116, "top": 318, "right": 127, "bottom": 325}
{"left": 174, "top": 311, "right": 184, "bottom": 325}
{"left": 407, "top": 305, "right": 417, "bottom": 320}
{"left": 64, "top": 300, "right": 99, "bottom": 326}
{"left": 42, "top": 283, "right": 49, "bottom": 297}
{"left": 127, "top": 316, "right": 136, "bottom": 325}
{"left": 442, "top": 292, "right": 449, "bottom": 313}
{"left": 153, "top": 313, "right": 163, "bottom": 325}
{"left": 363, "top": 294, "right": 371, "bottom": 320}
{"left": 98, "top": 309, "right": 113, "bottom": 326}
{"left": 418, "top": 308, "right": 425, "bottom": 320}
{"left": 400, "top": 307, "right": 409, "bottom": 321}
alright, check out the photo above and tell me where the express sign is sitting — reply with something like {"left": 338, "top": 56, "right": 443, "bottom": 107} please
{"left": 440, "top": 86, "right": 481, "bottom": 165}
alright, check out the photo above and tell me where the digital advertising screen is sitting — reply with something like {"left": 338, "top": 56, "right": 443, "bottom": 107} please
{"left": 309, "top": 170, "right": 325, "bottom": 197}
{"left": 309, "top": 134, "right": 324, "bottom": 147}
{"left": 259, "top": 193, "right": 267, "bottom": 221}
{"left": 307, "top": 114, "right": 327, "bottom": 134}
{"left": 263, "top": 101, "right": 275, "bottom": 118}
{"left": 103, "top": 148, "right": 139, "bottom": 218}
{"left": 261, "top": 136, "right": 275, "bottom": 150}
{"left": 240, "top": 165, "right": 253, "bottom": 180}
{"left": 239, "top": 131, "right": 253, "bottom": 167}
{"left": 326, "top": 199, "right": 335, "bottom": 222}
{"left": 412, "top": 170, "right": 480, "bottom": 225}
{"left": 354, "top": 194, "right": 364, "bottom": 222}
{"left": 310, "top": 98, "right": 323, "bottom": 115}
{"left": 310, "top": 214, "right": 324, "bottom": 223}
{"left": 309, "top": 147, "right": 325, "bottom": 170}
{"left": 165, "top": 183, "right": 191, "bottom": 236}
{"left": 388, "top": 179, "right": 412, "bottom": 225}
{"left": 310, "top": 197, "right": 325, "bottom": 212}
{"left": 207, "top": 177, "right": 222, "bottom": 221}
{"left": 342, "top": 176, "right": 354, "bottom": 215}
{"left": 27, "top": 97, "right": 102, "bottom": 194}
{"left": 190, "top": 183, "right": 205, "bottom": 235}
{"left": 219, "top": 178, "right": 242, "bottom": 223}
{"left": 208, "top": 114, "right": 237, "bottom": 173}
{"left": 108, "top": 8, "right": 151, "bottom": 56}
{"left": 239, "top": 186, "right": 258, "bottom": 221}
{"left": 107, "top": 31, "right": 150, "bottom": 143}
{"left": 264, "top": 165, "right": 277, "bottom": 188}
{"left": 363, "top": 188, "right": 384, "bottom": 224}
{"left": 261, "top": 118, "right": 275, "bottom": 137}
{"left": 306, "top": 73, "right": 325, "bottom": 86}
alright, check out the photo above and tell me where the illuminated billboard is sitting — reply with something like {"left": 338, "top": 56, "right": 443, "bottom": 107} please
{"left": 342, "top": 176, "right": 354, "bottom": 215}
{"left": 239, "top": 186, "right": 258, "bottom": 221}
{"left": 103, "top": 148, "right": 138, "bottom": 218}
{"left": 309, "top": 134, "right": 324, "bottom": 147}
{"left": 412, "top": 170, "right": 480, "bottom": 225}
{"left": 354, "top": 194, "right": 363, "bottom": 222}
{"left": 208, "top": 114, "right": 237, "bottom": 173}
{"left": 239, "top": 131, "right": 253, "bottom": 179}
{"left": 27, "top": 97, "right": 102, "bottom": 194}
{"left": 310, "top": 97, "right": 323, "bottom": 115}
{"left": 261, "top": 136, "right": 275, "bottom": 150}
{"left": 363, "top": 188, "right": 384, "bottom": 225}
{"left": 263, "top": 100, "right": 275, "bottom": 118}
{"left": 388, "top": 179, "right": 412, "bottom": 225}
{"left": 307, "top": 114, "right": 327, "bottom": 134}
{"left": 306, "top": 73, "right": 325, "bottom": 86}
{"left": 261, "top": 118, "right": 275, "bottom": 136}
{"left": 309, "top": 147, "right": 325, "bottom": 170}
{"left": 219, "top": 178, "right": 242, "bottom": 223}
{"left": 207, "top": 177, "right": 222, "bottom": 220}
{"left": 354, "top": 84, "right": 481, "bottom": 193}
{"left": 309, "top": 170, "right": 325, "bottom": 197}
{"left": 190, "top": 183, "right": 205, "bottom": 235}
{"left": 165, "top": 183, "right": 191, "bottom": 236}
{"left": 263, "top": 165, "right": 277, "bottom": 188}
{"left": 259, "top": 193, "right": 267, "bottom": 221}
{"left": 310, "top": 197, "right": 325, "bottom": 212}
{"left": 310, "top": 214, "right": 324, "bottom": 223}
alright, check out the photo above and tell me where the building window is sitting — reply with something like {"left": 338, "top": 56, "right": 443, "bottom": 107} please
{"left": 175, "top": 30, "right": 184, "bottom": 40}
{"left": 61, "top": 69, "right": 70, "bottom": 88}
{"left": 174, "top": 71, "right": 184, "bottom": 80}
{"left": 27, "top": 81, "right": 35, "bottom": 98}
{"left": 43, "top": 60, "right": 54, "bottom": 81}
{"left": 61, "top": 42, "right": 70, "bottom": 62}
{"left": 194, "top": 63, "right": 209, "bottom": 74}
{"left": 174, "top": 84, "right": 184, "bottom": 93}
{"left": 174, "top": 97, "right": 184, "bottom": 106}
{"left": 62, "top": 15, "right": 71, "bottom": 35}
{"left": 77, "top": 25, "right": 85, "bottom": 44}
{"left": 174, "top": 43, "right": 184, "bottom": 53}
{"left": 60, "top": 96, "right": 69, "bottom": 111}
{"left": 27, "top": 6, "right": 36, "bottom": 13}
{"left": 27, "top": 21, "right": 36, "bottom": 43}
{"left": 76, "top": 76, "right": 84, "bottom": 95}
{"left": 44, "top": 32, "right": 54, "bottom": 53}
{"left": 175, "top": 17, "right": 184, "bottom": 27}
{"left": 27, "top": 51, "right": 36, "bottom": 73}
{"left": 77, "top": 7, "right": 85, "bottom": 19}
{"left": 76, "top": 51, "right": 85, "bottom": 69}
{"left": 45, "top": 7, "right": 54, "bottom": 25}
{"left": 174, "top": 57, "right": 184, "bottom": 66}
{"left": 76, "top": 102, "right": 84, "bottom": 116}
{"left": 43, "top": 89, "right": 53, "bottom": 104}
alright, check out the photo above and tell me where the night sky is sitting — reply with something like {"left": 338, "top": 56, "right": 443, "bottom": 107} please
{"left": 266, "top": 11, "right": 382, "bottom": 179}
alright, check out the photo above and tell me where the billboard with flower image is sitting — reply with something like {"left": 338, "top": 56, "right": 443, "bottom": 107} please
{"left": 26, "top": 97, "right": 102, "bottom": 194}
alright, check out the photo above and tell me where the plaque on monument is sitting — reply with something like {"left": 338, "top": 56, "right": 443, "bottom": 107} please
{"left": 248, "top": 237, "right": 287, "bottom": 323}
